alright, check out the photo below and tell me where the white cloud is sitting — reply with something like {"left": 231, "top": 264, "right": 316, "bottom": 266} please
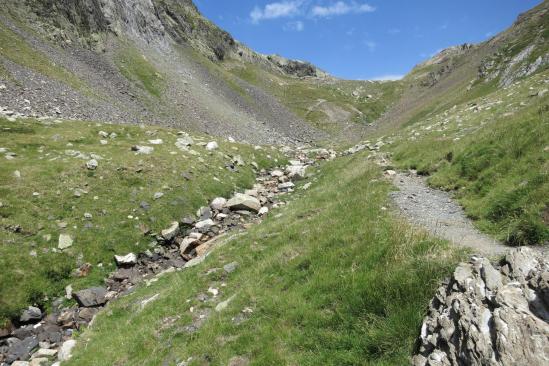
{"left": 250, "top": 1, "right": 302, "bottom": 23}
{"left": 370, "top": 74, "right": 404, "bottom": 81}
{"left": 284, "top": 20, "right": 305, "bottom": 31}
{"left": 364, "top": 40, "right": 377, "bottom": 52}
{"left": 311, "top": 1, "right": 375, "bottom": 17}
{"left": 388, "top": 28, "right": 401, "bottom": 35}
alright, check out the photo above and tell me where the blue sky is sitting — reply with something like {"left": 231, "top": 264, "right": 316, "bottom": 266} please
{"left": 194, "top": 0, "right": 542, "bottom": 80}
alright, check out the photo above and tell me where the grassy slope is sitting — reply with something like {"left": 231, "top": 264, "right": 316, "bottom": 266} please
{"left": 114, "top": 44, "right": 167, "bottom": 98}
{"left": 386, "top": 71, "right": 549, "bottom": 246}
{"left": 67, "top": 152, "right": 463, "bottom": 366}
{"left": 0, "top": 117, "right": 284, "bottom": 325}
{"left": 0, "top": 20, "right": 84, "bottom": 90}
{"left": 228, "top": 63, "right": 402, "bottom": 134}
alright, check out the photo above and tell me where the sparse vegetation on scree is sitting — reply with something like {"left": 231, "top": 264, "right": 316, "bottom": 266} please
{"left": 0, "top": 116, "right": 284, "bottom": 326}
{"left": 66, "top": 152, "right": 462, "bottom": 366}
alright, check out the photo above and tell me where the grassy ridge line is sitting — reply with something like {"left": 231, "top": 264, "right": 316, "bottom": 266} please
{"left": 0, "top": 116, "right": 285, "bottom": 326}
{"left": 67, "top": 153, "right": 463, "bottom": 366}
{"left": 386, "top": 71, "right": 549, "bottom": 246}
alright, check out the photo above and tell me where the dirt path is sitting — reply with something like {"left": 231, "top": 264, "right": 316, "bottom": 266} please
{"left": 389, "top": 172, "right": 509, "bottom": 257}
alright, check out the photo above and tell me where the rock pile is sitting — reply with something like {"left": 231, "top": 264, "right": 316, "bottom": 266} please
{"left": 0, "top": 148, "right": 315, "bottom": 366}
{"left": 412, "top": 247, "right": 549, "bottom": 366}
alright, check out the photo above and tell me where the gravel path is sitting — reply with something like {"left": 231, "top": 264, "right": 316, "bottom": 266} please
{"left": 389, "top": 172, "right": 509, "bottom": 257}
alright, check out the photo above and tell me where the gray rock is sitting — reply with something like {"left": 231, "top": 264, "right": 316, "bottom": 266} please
{"left": 412, "top": 247, "right": 549, "bottom": 366}
{"left": 210, "top": 197, "right": 227, "bottom": 211}
{"left": 20, "top": 306, "right": 42, "bottom": 323}
{"left": 6, "top": 336, "right": 38, "bottom": 363}
{"left": 73, "top": 287, "right": 107, "bottom": 307}
{"left": 161, "top": 221, "right": 179, "bottom": 241}
{"left": 223, "top": 262, "right": 238, "bottom": 274}
{"left": 226, "top": 193, "right": 261, "bottom": 213}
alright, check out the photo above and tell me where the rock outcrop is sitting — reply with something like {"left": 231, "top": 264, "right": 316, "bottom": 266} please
{"left": 412, "top": 247, "right": 549, "bottom": 366}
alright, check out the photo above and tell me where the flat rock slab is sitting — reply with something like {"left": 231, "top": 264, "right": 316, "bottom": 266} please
{"left": 73, "top": 287, "right": 107, "bottom": 307}
{"left": 389, "top": 172, "right": 508, "bottom": 256}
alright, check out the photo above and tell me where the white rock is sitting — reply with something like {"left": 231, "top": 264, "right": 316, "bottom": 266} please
{"left": 148, "top": 139, "right": 163, "bottom": 145}
{"left": 133, "top": 145, "right": 154, "bottom": 155}
{"left": 286, "top": 165, "right": 307, "bottom": 179}
{"left": 175, "top": 136, "right": 194, "bottom": 151}
{"left": 215, "top": 294, "right": 236, "bottom": 312}
{"left": 271, "top": 170, "right": 284, "bottom": 177}
{"left": 114, "top": 253, "right": 137, "bottom": 266}
{"left": 98, "top": 131, "right": 108, "bottom": 138}
{"left": 58, "top": 340, "right": 77, "bottom": 361}
{"left": 278, "top": 182, "right": 295, "bottom": 191}
{"left": 228, "top": 137, "right": 236, "bottom": 142}
{"left": 100, "top": 139, "right": 108, "bottom": 145}
{"left": 34, "top": 348, "right": 58, "bottom": 357}
{"left": 58, "top": 234, "right": 73, "bottom": 250}
{"left": 85, "top": 159, "right": 98, "bottom": 170}
{"left": 195, "top": 219, "right": 215, "bottom": 229}
{"left": 210, "top": 197, "right": 227, "bottom": 210}
{"left": 205, "top": 141, "right": 219, "bottom": 151}
{"left": 153, "top": 192, "right": 164, "bottom": 200}
{"left": 161, "top": 221, "right": 179, "bottom": 241}
{"left": 258, "top": 207, "right": 269, "bottom": 216}
{"left": 14, "top": 170, "right": 21, "bottom": 179}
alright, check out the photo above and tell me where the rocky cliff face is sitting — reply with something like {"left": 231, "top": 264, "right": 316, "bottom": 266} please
{"left": 16, "top": 0, "right": 325, "bottom": 77}
{"left": 412, "top": 247, "right": 549, "bottom": 366}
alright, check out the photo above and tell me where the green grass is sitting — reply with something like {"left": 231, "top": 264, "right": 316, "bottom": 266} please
{"left": 229, "top": 63, "right": 402, "bottom": 133}
{"left": 388, "top": 71, "right": 549, "bottom": 246}
{"left": 115, "top": 45, "right": 166, "bottom": 98}
{"left": 0, "top": 116, "right": 285, "bottom": 325}
{"left": 0, "top": 21, "right": 84, "bottom": 90}
{"left": 66, "top": 152, "right": 463, "bottom": 366}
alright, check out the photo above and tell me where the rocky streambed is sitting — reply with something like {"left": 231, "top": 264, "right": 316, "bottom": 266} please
{"left": 0, "top": 146, "right": 336, "bottom": 366}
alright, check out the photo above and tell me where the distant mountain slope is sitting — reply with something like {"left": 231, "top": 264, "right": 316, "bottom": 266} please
{"left": 372, "top": 0, "right": 548, "bottom": 132}
{"left": 0, "top": 0, "right": 337, "bottom": 144}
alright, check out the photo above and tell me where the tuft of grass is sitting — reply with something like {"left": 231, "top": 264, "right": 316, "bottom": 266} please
{"left": 388, "top": 71, "right": 549, "bottom": 246}
{"left": 66, "top": 152, "right": 462, "bottom": 366}
{"left": 0, "top": 116, "right": 284, "bottom": 325}
{"left": 115, "top": 45, "right": 166, "bottom": 98}
{"left": 0, "top": 22, "right": 84, "bottom": 90}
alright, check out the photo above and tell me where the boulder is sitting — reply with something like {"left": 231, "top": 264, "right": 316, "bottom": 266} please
{"left": 271, "top": 170, "right": 284, "bottom": 177}
{"left": 5, "top": 336, "right": 38, "bottom": 363}
{"left": 175, "top": 136, "right": 194, "bottom": 150}
{"left": 114, "top": 253, "right": 137, "bottom": 266}
{"left": 205, "top": 141, "right": 219, "bottom": 151}
{"left": 286, "top": 165, "right": 306, "bottom": 179}
{"left": 85, "top": 159, "right": 98, "bottom": 170}
{"left": 20, "top": 306, "right": 42, "bottom": 323}
{"left": 73, "top": 287, "right": 107, "bottom": 307}
{"left": 195, "top": 219, "right": 215, "bottom": 230}
{"left": 210, "top": 197, "right": 227, "bottom": 211}
{"left": 412, "top": 247, "right": 549, "bottom": 366}
{"left": 161, "top": 221, "right": 179, "bottom": 241}
{"left": 57, "top": 340, "right": 76, "bottom": 361}
{"left": 226, "top": 193, "right": 261, "bottom": 213}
